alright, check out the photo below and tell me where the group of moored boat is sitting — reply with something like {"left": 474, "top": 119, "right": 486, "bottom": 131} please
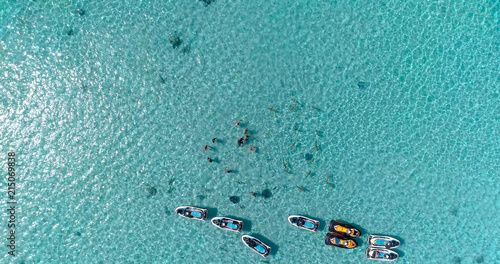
{"left": 176, "top": 206, "right": 271, "bottom": 257}
{"left": 366, "top": 235, "right": 401, "bottom": 262}
{"left": 325, "top": 220, "right": 400, "bottom": 261}
{"left": 288, "top": 216, "right": 400, "bottom": 261}
{"left": 176, "top": 206, "right": 401, "bottom": 261}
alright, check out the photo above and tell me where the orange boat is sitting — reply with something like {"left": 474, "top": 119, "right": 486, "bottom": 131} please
{"left": 325, "top": 232, "right": 358, "bottom": 249}
{"left": 328, "top": 220, "right": 361, "bottom": 238}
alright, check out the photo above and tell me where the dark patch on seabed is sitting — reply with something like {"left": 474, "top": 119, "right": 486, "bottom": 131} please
{"left": 262, "top": 189, "right": 272, "bottom": 198}
{"left": 357, "top": 81, "right": 370, "bottom": 90}
{"left": 229, "top": 196, "right": 240, "bottom": 204}
{"left": 450, "top": 208, "right": 458, "bottom": 217}
{"left": 147, "top": 186, "right": 157, "bottom": 196}
{"left": 200, "top": 0, "right": 215, "bottom": 6}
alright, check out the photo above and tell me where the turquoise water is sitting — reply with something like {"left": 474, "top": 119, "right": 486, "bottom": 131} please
{"left": 1, "top": 0, "right": 499, "bottom": 263}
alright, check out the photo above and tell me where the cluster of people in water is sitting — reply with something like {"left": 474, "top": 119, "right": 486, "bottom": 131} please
{"left": 176, "top": 206, "right": 401, "bottom": 261}
{"left": 203, "top": 119, "right": 257, "bottom": 175}
{"left": 200, "top": 119, "right": 271, "bottom": 201}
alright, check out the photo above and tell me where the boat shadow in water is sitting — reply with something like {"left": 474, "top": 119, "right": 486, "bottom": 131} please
{"left": 226, "top": 215, "right": 252, "bottom": 232}
{"left": 248, "top": 234, "right": 279, "bottom": 256}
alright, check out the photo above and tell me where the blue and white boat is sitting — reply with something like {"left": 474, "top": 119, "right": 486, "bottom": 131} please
{"left": 211, "top": 217, "right": 243, "bottom": 232}
{"left": 366, "top": 247, "right": 399, "bottom": 262}
{"left": 175, "top": 206, "right": 207, "bottom": 221}
{"left": 241, "top": 235, "right": 271, "bottom": 258}
{"left": 368, "top": 235, "right": 401, "bottom": 249}
{"left": 287, "top": 215, "right": 320, "bottom": 232}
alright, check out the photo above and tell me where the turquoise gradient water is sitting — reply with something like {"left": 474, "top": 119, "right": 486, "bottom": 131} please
{"left": 1, "top": 0, "right": 499, "bottom": 263}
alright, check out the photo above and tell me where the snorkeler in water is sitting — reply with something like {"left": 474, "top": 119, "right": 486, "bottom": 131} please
{"left": 77, "top": 8, "right": 85, "bottom": 16}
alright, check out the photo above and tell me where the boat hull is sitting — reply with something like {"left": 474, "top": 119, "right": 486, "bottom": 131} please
{"left": 325, "top": 232, "right": 358, "bottom": 249}
{"left": 211, "top": 217, "right": 243, "bottom": 232}
{"left": 287, "top": 215, "right": 319, "bottom": 232}
{"left": 367, "top": 235, "right": 401, "bottom": 249}
{"left": 366, "top": 247, "right": 399, "bottom": 261}
{"left": 241, "top": 235, "right": 271, "bottom": 258}
{"left": 328, "top": 220, "right": 361, "bottom": 238}
{"left": 175, "top": 206, "right": 208, "bottom": 221}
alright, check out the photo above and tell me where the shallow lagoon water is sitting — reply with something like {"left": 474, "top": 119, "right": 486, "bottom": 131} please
{"left": 1, "top": 0, "right": 499, "bottom": 263}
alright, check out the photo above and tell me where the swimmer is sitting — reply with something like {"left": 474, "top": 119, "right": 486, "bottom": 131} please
{"left": 170, "top": 35, "right": 182, "bottom": 49}
{"left": 244, "top": 135, "right": 250, "bottom": 142}
{"left": 212, "top": 137, "right": 218, "bottom": 144}
{"left": 244, "top": 128, "right": 248, "bottom": 135}
{"left": 204, "top": 145, "right": 211, "bottom": 151}
{"left": 225, "top": 168, "right": 233, "bottom": 173}
{"left": 208, "top": 158, "right": 214, "bottom": 163}
{"left": 238, "top": 138, "right": 244, "bottom": 146}
{"left": 77, "top": 8, "right": 85, "bottom": 16}
{"left": 235, "top": 120, "right": 242, "bottom": 127}
{"left": 249, "top": 145, "right": 256, "bottom": 152}
{"left": 250, "top": 192, "right": 257, "bottom": 197}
